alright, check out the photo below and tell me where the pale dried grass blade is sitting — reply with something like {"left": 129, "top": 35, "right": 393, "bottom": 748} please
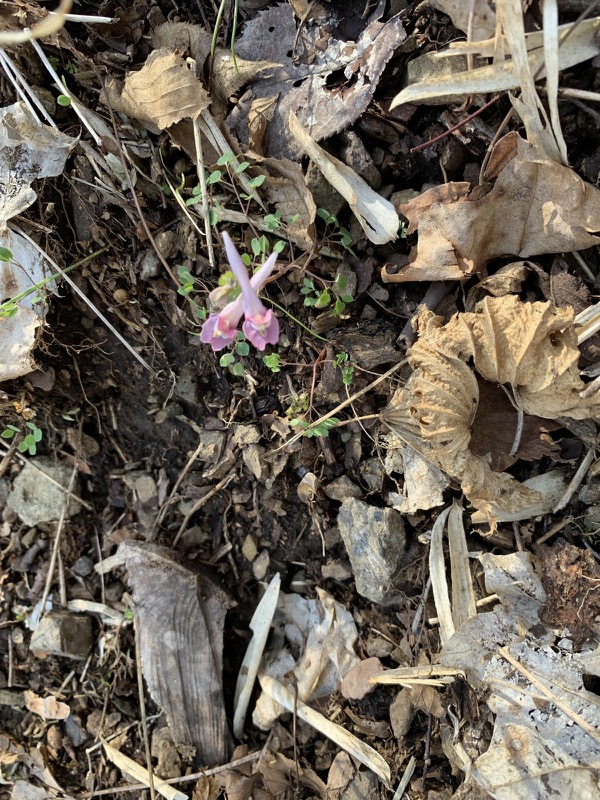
{"left": 0, "top": 0, "right": 72, "bottom": 44}
{"left": 390, "top": 18, "right": 600, "bottom": 108}
{"left": 429, "top": 507, "right": 455, "bottom": 645}
{"left": 542, "top": 0, "right": 568, "bottom": 164}
{"left": 259, "top": 675, "right": 391, "bottom": 785}
{"left": 288, "top": 111, "right": 399, "bottom": 245}
{"left": 447, "top": 503, "right": 477, "bottom": 628}
{"left": 370, "top": 665, "right": 465, "bottom": 685}
{"left": 233, "top": 573, "right": 281, "bottom": 738}
{"left": 102, "top": 742, "right": 187, "bottom": 800}
{"left": 499, "top": 0, "right": 564, "bottom": 162}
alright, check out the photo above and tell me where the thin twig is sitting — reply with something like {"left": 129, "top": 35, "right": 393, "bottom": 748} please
{"left": 193, "top": 117, "right": 215, "bottom": 267}
{"left": 553, "top": 449, "right": 595, "bottom": 513}
{"left": 172, "top": 468, "right": 236, "bottom": 546}
{"left": 133, "top": 613, "right": 155, "bottom": 800}
{"left": 39, "top": 463, "right": 79, "bottom": 615}
{"left": 499, "top": 646, "right": 600, "bottom": 744}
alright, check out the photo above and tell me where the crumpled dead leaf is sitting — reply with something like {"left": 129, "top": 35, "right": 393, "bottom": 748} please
{"left": 253, "top": 588, "right": 359, "bottom": 730}
{"left": 439, "top": 552, "right": 600, "bottom": 800}
{"left": 0, "top": 103, "right": 75, "bottom": 383}
{"left": 105, "top": 49, "right": 210, "bottom": 131}
{"left": 228, "top": 1, "right": 406, "bottom": 159}
{"left": 289, "top": 112, "right": 399, "bottom": 244}
{"left": 24, "top": 691, "right": 70, "bottom": 721}
{"left": 384, "top": 134, "right": 600, "bottom": 283}
{"left": 383, "top": 294, "right": 600, "bottom": 520}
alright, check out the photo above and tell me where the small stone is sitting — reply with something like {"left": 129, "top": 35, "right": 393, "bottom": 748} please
{"left": 139, "top": 250, "right": 161, "bottom": 280}
{"left": 584, "top": 505, "right": 600, "bottom": 531}
{"left": 242, "top": 534, "right": 258, "bottom": 562}
{"left": 134, "top": 475, "right": 157, "bottom": 505}
{"left": 233, "top": 425, "right": 261, "bottom": 446}
{"left": 72, "top": 556, "right": 94, "bottom": 577}
{"left": 321, "top": 560, "right": 353, "bottom": 581}
{"left": 30, "top": 610, "right": 93, "bottom": 660}
{"left": 113, "top": 288, "right": 130, "bottom": 304}
{"left": 252, "top": 549, "right": 270, "bottom": 580}
{"left": 8, "top": 457, "right": 82, "bottom": 527}
{"left": 338, "top": 498, "right": 405, "bottom": 603}
{"left": 323, "top": 476, "right": 363, "bottom": 502}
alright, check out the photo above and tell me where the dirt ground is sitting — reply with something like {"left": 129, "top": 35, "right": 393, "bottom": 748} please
{"left": 2, "top": 1, "right": 600, "bottom": 799}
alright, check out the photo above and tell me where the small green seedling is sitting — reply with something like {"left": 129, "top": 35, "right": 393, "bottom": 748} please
{"left": 263, "top": 353, "right": 281, "bottom": 373}
{"left": 301, "top": 273, "right": 354, "bottom": 315}
{"left": 290, "top": 417, "right": 341, "bottom": 438}
{"left": 2, "top": 422, "right": 43, "bottom": 455}
{"left": 219, "top": 333, "right": 249, "bottom": 376}
{"left": 177, "top": 265, "right": 195, "bottom": 296}
{"left": 316, "top": 207, "right": 355, "bottom": 256}
{"left": 333, "top": 352, "right": 354, "bottom": 386}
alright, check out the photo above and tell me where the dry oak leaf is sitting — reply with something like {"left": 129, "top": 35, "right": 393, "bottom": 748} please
{"left": 383, "top": 295, "right": 600, "bottom": 520}
{"left": 384, "top": 134, "right": 600, "bottom": 283}
{"left": 108, "top": 49, "right": 210, "bottom": 131}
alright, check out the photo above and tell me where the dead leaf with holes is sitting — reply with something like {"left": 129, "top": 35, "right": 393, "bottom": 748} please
{"left": 383, "top": 134, "right": 600, "bottom": 283}
{"left": 227, "top": 1, "right": 406, "bottom": 159}
{"left": 383, "top": 294, "right": 600, "bottom": 522}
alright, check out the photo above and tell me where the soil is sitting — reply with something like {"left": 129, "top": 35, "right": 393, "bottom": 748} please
{"left": 1, "top": 2, "right": 600, "bottom": 799}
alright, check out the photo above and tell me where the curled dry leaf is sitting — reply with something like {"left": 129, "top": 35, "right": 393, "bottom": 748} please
{"left": 383, "top": 295, "right": 600, "bottom": 521}
{"left": 106, "top": 49, "right": 210, "bottom": 131}
{"left": 384, "top": 134, "right": 600, "bottom": 283}
{"left": 289, "top": 111, "right": 399, "bottom": 245}
{"left": 24, "top": 691, "right": 70, "bottom": 721}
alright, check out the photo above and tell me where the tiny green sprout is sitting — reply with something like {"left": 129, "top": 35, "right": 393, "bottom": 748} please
{"left": 273, "top": 240, "right": 285, "bottom": 254}
{"left": 177, "top": 266, "right": 195, "bottom": 296}
{"left": 290, "top": 417, "right": 341, "bottom": 438}
{"left": 185, "top": 185, "right": 203, "bottom": 206}
{"left": 288, "top": 213, "right": 300, "bottom": 224}
{"left": 123, "top": 607, "right": 134, "bottom": 621}
{"left": 263, "top": 353, "right": 281, "bottom": 373}
{"left": 232, "top": 361, "right": 245, "bottom": 376}
{"left": 235, "top": 161, "right": 250, "bottom": 174}
{"left": 20, "top": 422, "right": 42, "bottom": 455}
{"left": 207, "top": 169, "right": 222, "bottom": 185}
{"left": 217, "top": 151, "right": 236, "bottom": 167}
{"left": 1, "top": 424, "right": 20, "bottom": 440}
{"left": 0, "top": 302, "right": 18, "bottom": 319}
{"left": 57, "top": 94, "right": 71, "bottom": 107}
{"left": 264, "top": 212, "right": 282, "bottom": 231}
{"left": 0, "top": 247, "right": 13, "bottom": 262}
{"left": 235, "top": 340, "right": 250, "bottom": 357}
{"left": 251, "top": 235, "right": 269, "bottom": 257}
{"left": 62, "top": 407, "right": 80, "bottom": 422}
{"left": 248, "top": 174, "right": 266, "bottom": 189}
{"left": 333, "top": 352, "right": 354, "bottom": 386}
{"left": 3, "top": 422, "right": 43, "bottom": 455}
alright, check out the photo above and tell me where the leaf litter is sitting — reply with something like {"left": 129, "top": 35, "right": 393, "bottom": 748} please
{"left": 2, "top": 1, "right": 600, "bottom": 799}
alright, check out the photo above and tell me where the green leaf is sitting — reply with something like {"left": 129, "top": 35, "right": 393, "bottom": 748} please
{"left": 207, "top": 170, "right": 222, "bottom": 185}
{"left": 341, "top": 294, "right": 354, "bottom": 303}
{"left": 57, "top": 94, "right": 71, "bottom": 107}
{"left": 264, "top": 212, "right": 281, "bottom": 230}
{"left": 1, "top": 429, "right": 15, "bottom": 439}
{"left": 219, "top": 353, "right": 235, "bottom": 367}
{"left": 314, "top": 289, "right": 331, "bottom": 309}
{"left": 273, "top": 240, "right": 285, "bottom": 253}
{"left": 335, "top": 275, "right": 347, "bottom": 291}
{"left": 248, "top": 174, "right": 266, "bottom": 189}
{"left": 342, "top": 366, "right": 354, "bottom": 386}
{"left": 263, "top": 353, "right": 280, "bottom": 372}
{"left": 251, "top": 238, "right": 261, "bottom": 256}
{"left": 236, "top": 341, "right": 250, "bottom": 357}
{"left": 232, "top": 361, "right": 245, "bottom": 376}
{"left": 235, "top": 161, "right": 250, "bottom": 174}
{"left": 0, "top": 247, "right": 13, "bottom": 262}
{"left": 241, "top": 253, "right": 252, "bottom": 266}
{"left": 334, "top": 299, "right": 346, "bottom": 315}
{"left": 217, "top": 151, "right": 235, "bottom": 166}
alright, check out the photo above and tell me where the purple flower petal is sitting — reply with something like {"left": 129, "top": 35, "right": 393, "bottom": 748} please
{"left": 243, "top": 309, "right": 280, "bottom": 351}
{"left": 201, "top": 300, "right": 243, "bottom": 351}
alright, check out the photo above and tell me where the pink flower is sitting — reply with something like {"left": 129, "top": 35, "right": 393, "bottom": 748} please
{"left": 201, "top": 232, "right": 280, "bottom": 352}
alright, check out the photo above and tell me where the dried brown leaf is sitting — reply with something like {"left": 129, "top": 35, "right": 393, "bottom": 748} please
{"left": 430, "top": 0, "right": 496, "bottom": 41}
{"left": 115, "top": 49, "right": 210, "bottom": 130}
{"left": 386, "top": 135, "right": 600, "bottom": 282}
{"left": 383, "top": 295, "right": 600, "bottom": 521}
{"left": 228, "top": 3, "right": 406, "bottom": 159}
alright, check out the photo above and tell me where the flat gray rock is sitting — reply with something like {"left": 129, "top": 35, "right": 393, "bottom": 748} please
{"left": 7, "top": 456, "right": 82, "bottom": 527}
{"left": 338, "top": 498, "right": 405, "bottom": 603}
